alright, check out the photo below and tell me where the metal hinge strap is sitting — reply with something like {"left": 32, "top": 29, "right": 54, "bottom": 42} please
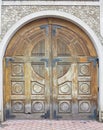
{"left": 41, "top": 110, "right": 50, "bottom": 119}
{"left": 40, "top": 25, "right": 49, "bottom": 36}
{"left": 88, "top": 57, "right": 99, "bottom": 67}
{"left": 52, "top": 58, "right": 62, "bottom": 67}
{"left": 40, "top": 58, "right": 48, "bottom": 67}
{"left": 5, "top": 57, "right": 14, "bottom": 67}
{"left": 54, "top": 110, "right": 62, "bottom": 120}
{"left": 52, "top": 25, "right": 62, "bottom": 36}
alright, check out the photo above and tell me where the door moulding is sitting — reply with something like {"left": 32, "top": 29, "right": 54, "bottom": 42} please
{"left": 0, "top": 10, "right": 103, "bottom": 121}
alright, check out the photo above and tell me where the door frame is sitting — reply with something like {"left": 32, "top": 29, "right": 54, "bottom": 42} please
{"left": 0, "top": 10, "right": 103, "bottom": 121}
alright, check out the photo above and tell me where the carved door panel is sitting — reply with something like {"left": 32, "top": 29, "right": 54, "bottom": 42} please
{"left": 52, "top": 25, "right": 98, "bottom": 119}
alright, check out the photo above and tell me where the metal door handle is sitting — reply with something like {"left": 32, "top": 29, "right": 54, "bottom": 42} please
{"left": 52, "top": 58, "right": 62, "bottom": 67}
{"left": 40, "top": 58, "right": 48, "bottom": 67}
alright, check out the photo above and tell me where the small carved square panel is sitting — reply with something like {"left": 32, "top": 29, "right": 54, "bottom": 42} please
{"left": 31, "top": 82, "right": 45, "bottom": 95}
{"left": 31, "top": 101, "right": 45, "bottom": 113}
{"left": 59, "top": 101, "right": 71, "bottom": 113}
{"left": 78, "top": 82, "right": 91, "bottom": 95}
{"left": 59, "top": 82, "right": 72, "bottom": 95}
{"left": 11, "top": 63, "right": 24, "bottom": 76}
{"left": 11, "top": 81, "right": 24, "bottom": 95}
{"left": 11, "top": 100, "right": 24, "bottom": 113}
{"left": 79, "top": 100, "right": 91, "bottom": 113}
{"left": 78, "top": 63, "right": 91, "bottom": 76}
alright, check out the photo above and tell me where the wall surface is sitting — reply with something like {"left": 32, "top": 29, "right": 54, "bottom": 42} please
{"left": 1, "top": 5, "right": 102, "bottom": 43}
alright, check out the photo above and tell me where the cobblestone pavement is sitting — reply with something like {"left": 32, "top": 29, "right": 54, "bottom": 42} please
{"left": 0, "top": 120, "right": 103, "bottom": 130}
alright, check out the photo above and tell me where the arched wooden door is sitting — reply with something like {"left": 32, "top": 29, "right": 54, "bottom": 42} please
{"left": 4, "top": 18, "right": 98, "bottom": 120}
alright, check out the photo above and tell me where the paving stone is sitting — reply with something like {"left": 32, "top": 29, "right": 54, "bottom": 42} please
{"left": 0, "top": 120, "right": 103, "bottom": 130}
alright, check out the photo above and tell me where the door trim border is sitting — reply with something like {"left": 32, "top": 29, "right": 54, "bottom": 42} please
{"left": 0, "top": 10, "right": 103, "bottom": 121}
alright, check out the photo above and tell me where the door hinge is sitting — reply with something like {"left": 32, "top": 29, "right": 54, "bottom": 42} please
{"left": 40, "top": 25, "right": 49, "bottom": 36}
{"left": 40, "top": 58, "right": 48, "bottom": 67}
{"left": 88, "top": 109, "right": 98, "bottom": 120}
{"left": 52, "top": 25, "right": 62, "bottom": 36}
{"left": 88, "top": 57, "right": 99, "bottom": 67}
{"left": 52, "top": 58, "right": 62, "bottom": 67}
{"left": 5, "top": 57, "right": 14, "bottom": 67}
{"left": 54, "top": 110, "right": 62, "bottom": 120}
{"left": 41, "top": 110, "right": 50, "bottom": 119}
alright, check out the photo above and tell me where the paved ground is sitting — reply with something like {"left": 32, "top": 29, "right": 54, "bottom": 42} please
{"left": 0, "top": 120, "right": 103, "bottom": 130}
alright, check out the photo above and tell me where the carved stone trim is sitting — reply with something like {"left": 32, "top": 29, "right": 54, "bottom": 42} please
{"left": 2, "top": 1, "right": 100, "bottom": 6}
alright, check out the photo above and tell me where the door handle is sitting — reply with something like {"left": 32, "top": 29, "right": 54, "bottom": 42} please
{"left": 52, "top": 58, "right": 62, "bottom": 67}
{"left": 40, "top": 58, "right": 48, "bottom": 67}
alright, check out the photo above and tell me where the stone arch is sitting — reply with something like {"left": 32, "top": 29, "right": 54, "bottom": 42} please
{"left": 0, "top": 10, "right": 103, "bottom": 121}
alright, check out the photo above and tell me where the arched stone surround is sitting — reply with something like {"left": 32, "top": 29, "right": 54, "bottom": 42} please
{"left": 0, "top": 10, "right": 103, "bottom": 121}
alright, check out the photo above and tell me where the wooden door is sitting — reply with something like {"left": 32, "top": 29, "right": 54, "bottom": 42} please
{"left": 4, "top": 18, "right": 98, "bottom": 120}
{"left": 4, "top": 23, "right": 51, "bottom": 119}
{"left": 51, "top": 24, "right": 98, "bottom": 119}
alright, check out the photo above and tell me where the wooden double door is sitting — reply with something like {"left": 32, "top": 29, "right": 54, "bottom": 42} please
{"left": 4, "top": 18, "right": 98, "bottom": 120}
